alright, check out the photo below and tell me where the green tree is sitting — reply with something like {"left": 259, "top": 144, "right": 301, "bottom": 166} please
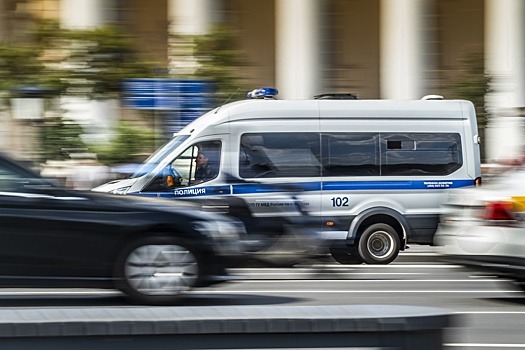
{"left": 0, "top": 19, "right": 160, "bottom": 163}
{"left": 192, "top": 24, "right": 248, "bottom": 103}
{"left": 40, "top": 116, "right": 86, "bottom": 161}
{"left": 444, "top": 51, "right": 491, "bottom": 128}
{"left": 0, "top": 43, "right": 48, "bottom": 94}
{"left": 32, "top": 20, "right": 158, "bottom": 99}
{"left": 92, "top": 122, "right": 156, "bottom": 165}
{"left": 442, "top": 51, "right": 491, "bottom": 161}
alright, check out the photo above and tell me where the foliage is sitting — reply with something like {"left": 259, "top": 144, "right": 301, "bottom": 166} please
{"left": 0, "top": 19, "right": 161, "bottom": 163}
{"left": 0, "top": 19, "right": 159, "bottom": 100}
{"left": 0, "top": 43, "right": 47, "bottom": 93}
{"left": 443, "top": 51, "right": 491, "bottom": 128}
{"left": 40, "top": 117, "right": 86, "bottom": 161}
{"left": 92, "top": 122, "right": 157, "bottom": 166}
{"left": 61, "top": 26, "right": 158, "bottom": 99}
{"left": 193, "top": 24, "right": 248, "bottom": 103}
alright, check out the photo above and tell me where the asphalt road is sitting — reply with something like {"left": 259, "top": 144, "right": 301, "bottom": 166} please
{"left": 0, "top": 246, "right": 523, "bottom": 349}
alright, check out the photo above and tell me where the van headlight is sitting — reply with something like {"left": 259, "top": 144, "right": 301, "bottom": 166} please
{"left": 111, "top": 186, "right": 130, "bottom": 195}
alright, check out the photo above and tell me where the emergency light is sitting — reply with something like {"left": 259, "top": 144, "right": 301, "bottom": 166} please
{"left": 247, "top": 87, "right": 279, "bottom": 99}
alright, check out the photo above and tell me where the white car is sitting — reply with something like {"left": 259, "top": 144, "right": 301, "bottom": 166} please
{"left": 434, "top": 168, "right": 525, "bottom": 291}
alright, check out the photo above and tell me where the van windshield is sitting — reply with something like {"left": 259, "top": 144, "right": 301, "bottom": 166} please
{"left": 130, "top": 135, "right": 190, "bottom": 178}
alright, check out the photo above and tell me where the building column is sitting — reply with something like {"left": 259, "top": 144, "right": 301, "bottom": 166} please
{"left": 485, "top": 0, "right": 525, "bottom": 110}
{"left": 380, "top": 0, "right": 431, "bottom": 99}
{"left": 275, "top": 0, "right": 322, "bottom": 99}
{"left": 168, "top": 0, "right": 214, "bottom": 36}
{"left": 167, "top": 0, "right": 217, "bottom": 76}
{"left": 60, "top": 0, "right": 107, "bottom": 29}
{"left": 484, "top": 0, "right": 525, "bottom": 162}
{"left": 59, "top": 0, "right": 117, "bottom": 145}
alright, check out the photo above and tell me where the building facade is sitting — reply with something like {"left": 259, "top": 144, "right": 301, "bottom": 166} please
{"left": 0, "top": 0, "right": 524, "bottom": 162}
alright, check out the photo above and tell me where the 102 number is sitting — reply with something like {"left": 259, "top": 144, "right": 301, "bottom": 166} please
{"left": 330, "top": 197, "right": 349, "bottom": 207}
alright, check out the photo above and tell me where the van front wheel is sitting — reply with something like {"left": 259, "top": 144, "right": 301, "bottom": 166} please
{"left": 357, "top": 223, "right": 400, "bottom": 264}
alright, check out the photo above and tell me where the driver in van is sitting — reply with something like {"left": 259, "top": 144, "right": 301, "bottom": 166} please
{"left": 194, "top": 152, "right": 215, "bottom": 183}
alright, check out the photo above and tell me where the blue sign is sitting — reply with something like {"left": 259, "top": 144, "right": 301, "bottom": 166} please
{"left": 122, "top": 79, "right": 213, "bottom": 110}
{"left": 122, "top": 79, "right": 214, "bottom": 135}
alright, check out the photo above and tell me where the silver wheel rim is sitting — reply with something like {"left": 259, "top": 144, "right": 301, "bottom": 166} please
{"left": 124, "top": 244, "right": 198, "bottom": 296}
{"left": 366, "top": 231, "right": 395, "bottom": 259}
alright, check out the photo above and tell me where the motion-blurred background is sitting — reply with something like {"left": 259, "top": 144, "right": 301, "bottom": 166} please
{"left": 0, "top": 0, "right": 522, "bottom": 188}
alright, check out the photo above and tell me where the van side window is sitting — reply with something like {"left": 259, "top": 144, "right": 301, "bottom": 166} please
{"left": 239, "top": 133, "right": 321, "bottom": 178}
{"left": 381, "top": 133, "right": 462, "bottom": 176}
{"left": 321, "top": 133, "right": 380, "bottom": 176}
{"left": 172, "top": 141, "right": 221, "bottom": 186}
{"left": 143, "top": 140, "right": 221, "bottom": 191}
{"left": 238, "top": 132, "right": 462, "bottom": 179}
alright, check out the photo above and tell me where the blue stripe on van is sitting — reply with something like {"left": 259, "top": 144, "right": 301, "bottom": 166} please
{"left": 149, "top": 179, "right": 475, "bottom": 198}
{"left": 322, "top": 179, "right": 475, "bottom": 190}
{"left": 232, "top": 182, "right": 321, "bottom": 194}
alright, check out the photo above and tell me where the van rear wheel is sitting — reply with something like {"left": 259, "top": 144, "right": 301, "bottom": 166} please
{"left": 357, "top": 223, "right": 400, "bottom": 264}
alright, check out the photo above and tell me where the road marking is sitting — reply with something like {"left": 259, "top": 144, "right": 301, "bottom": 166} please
{"left": 231, "top": 272, "right": 427, "bottom": 276}
{"left": 0, "top": 290, "right": 120, "bottom": 296}
{"left": 191, "top": 290, "right": 520, "bottom": 294}
{"left": 230, "top": 279, "right": 505, "bottom": 283}
{"left": 456, "top": 311, "right": 525, "bottom": 315}
{"left": 232, "top": 265, "right": 463, "bottom": 272}
{"left": 445, "top": 343, "right": 525, "bottom": 348}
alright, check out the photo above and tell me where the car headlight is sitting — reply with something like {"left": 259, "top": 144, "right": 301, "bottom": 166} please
{"left": 111, "top": 186, "right": 131, "bottom": 195}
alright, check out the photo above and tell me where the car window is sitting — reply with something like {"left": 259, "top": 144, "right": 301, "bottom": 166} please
{"left": 0, "top": 166, "right": 23, "bottom": 191}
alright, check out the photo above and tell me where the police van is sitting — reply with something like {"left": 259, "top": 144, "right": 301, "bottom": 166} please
{"left": 93, "top": 88, "right": 482, "bottom": 265}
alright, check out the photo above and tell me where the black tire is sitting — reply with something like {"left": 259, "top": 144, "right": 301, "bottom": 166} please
{"left": 329, "top": 247, "right": 364, "bottom": 264}
{"left": 357, "top": 223, "right": 400, "bottom": 264}
{"left": 114, "top": 236, "right": 201, "bottom": 305}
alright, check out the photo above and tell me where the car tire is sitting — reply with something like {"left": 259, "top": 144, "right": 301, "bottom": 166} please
{"left": 357, "top": 223, "right": 400, "bottom": 264}
{"left": 329, "top": 247, "right": 364, "bottom": 264}
{"left": 114, "top": 236, "right": 201, "bottom": 305}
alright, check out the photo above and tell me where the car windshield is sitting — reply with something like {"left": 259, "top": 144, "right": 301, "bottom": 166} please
{"left": 130, "top": 135, "right": 190, "bottom": 178}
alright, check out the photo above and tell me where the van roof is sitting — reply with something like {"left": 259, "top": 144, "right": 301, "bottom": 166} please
{"left": 179, "top": 98, "right": 475, "bottom": 134}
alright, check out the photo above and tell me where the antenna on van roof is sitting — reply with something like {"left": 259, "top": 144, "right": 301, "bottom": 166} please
{"left": 314, "top": 93, "right": 358, "bottom": 100}
{"left": 214, "top": 88, "right": 240, "bottom": 114}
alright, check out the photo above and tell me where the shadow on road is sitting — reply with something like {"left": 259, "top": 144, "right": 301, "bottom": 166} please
{"left": 0, "top": 293, "right": 303, "bottom": 307}
{"left": 485, "top": 296, "right": 525, "bottom": 306}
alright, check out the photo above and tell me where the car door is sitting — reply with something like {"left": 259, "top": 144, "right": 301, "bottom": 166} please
{"left": 0, "top": 158, "right": 120, "bottom": 279}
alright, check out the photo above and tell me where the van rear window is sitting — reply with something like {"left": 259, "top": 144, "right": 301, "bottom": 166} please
{"left": 381, "top": 133, "right": 462, "bottom": 176}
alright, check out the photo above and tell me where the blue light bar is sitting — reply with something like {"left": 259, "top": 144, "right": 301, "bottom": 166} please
{"left": 247, "top": 87, "right": 279, "bottom": 99}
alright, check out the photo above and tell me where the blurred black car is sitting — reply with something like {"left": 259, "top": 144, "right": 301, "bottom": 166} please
{"left": 0, "top": 153, "right": 245, "bottom": 304}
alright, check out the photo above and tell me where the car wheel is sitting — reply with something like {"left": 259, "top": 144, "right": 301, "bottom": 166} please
{"left": 115, "top": 236, "right": 201, "bottom": 304}
{"left": 329, "top": 247, "right": 364, "bottom": 264}
{"left": 357, "top": 223, "right": 400, "bottom": 264}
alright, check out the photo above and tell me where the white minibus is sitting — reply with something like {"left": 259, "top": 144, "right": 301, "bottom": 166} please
{"left": 94, "top": 88, "right": 482, "bottom": 264}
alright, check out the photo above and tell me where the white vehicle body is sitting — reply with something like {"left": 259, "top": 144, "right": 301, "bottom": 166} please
{"left": 94, "top": 93, "right": 481, "bottom": 264}
{"left": 434, "top": 169, "right": 525, "bottom": 290}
